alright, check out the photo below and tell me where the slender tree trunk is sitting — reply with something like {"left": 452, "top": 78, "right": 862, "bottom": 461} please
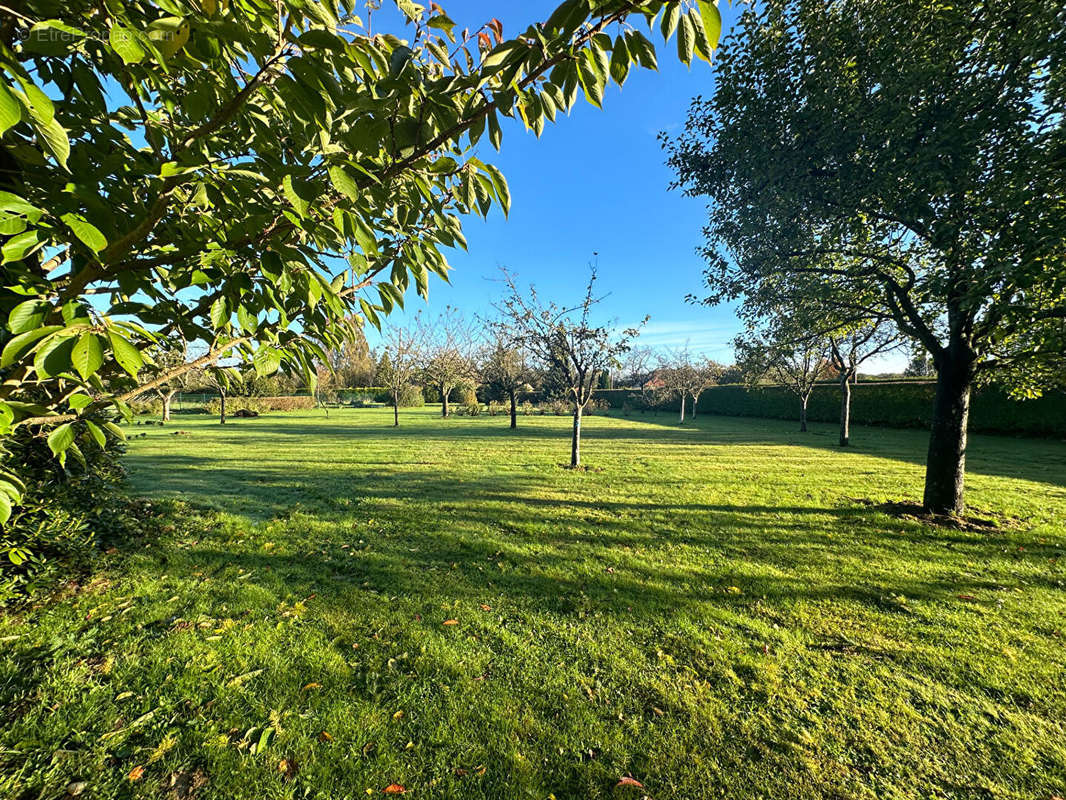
{"left": 923, "top": 355, "right": 974, "bottom": 514}
{"left": 690, "top": 393, "right": 698, "bottom": 418}
{"left": 393, "top": 397, "right": 399, "bottom": 427}
{"left": 678, "top": 393, "right": 686, "bottom": 424}
{"left": 799, "top": 394, "right": 808, "bottom": 432}
{"left": 162, "top": 390, "right": 175, "bottom": 423}
{"left": 571, "top": 404, "right": 582, "bottom": 467}
{"left": 219, "top": 391, "right": 226, "bottom": 425}
{"left": 441, "top": 386, "right": 449, "bottom": 418}
{"left": 509, "top": 390, "right": 517, "bottom": 429}
{"left": 839, "top": 373, "right": 852, "bottom": 446}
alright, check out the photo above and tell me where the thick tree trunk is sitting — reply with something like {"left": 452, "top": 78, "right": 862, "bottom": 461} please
{"left": 441, "top": 386, "right": 449, "bottom": 418}
{"left": 571, "top": 405, "right": 582, "bottom": 467}
{"left": 219, "top": 392, "right": 226, "bottom": 425}
{"left": 923, "top": 357, "right": 974, "bottom": 514}
{"left": 799, "top": 395, "right": 808, "bottom": 432}
{"left": 393, "top": 399, "right": 399, "bottom": 427}
{"left": 839, "top": 374, "right": 852, "bottom": 446}
{"left": 509, "top": 391, "right": 517, "bottom": 429}
{"left": 678, "top": 394, "right": 686, "bottom": 424}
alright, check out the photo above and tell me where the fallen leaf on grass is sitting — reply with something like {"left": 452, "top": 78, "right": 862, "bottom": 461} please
{"left": 957, "top": 594, "right": 979, "bottom": 601}
{"left": 393, "top": 710, "right": 405, "bottom": 720}
{"left": 442, "top": 619, "right": 458, "bottom": 626}
{"left": 302, "top": 682, "right": 322, "bottom": 691}
{"left": 128, "top": 765, "right": 145, "bottom": 782}
{"left": 277, "top": 758, "right": 298, "bottom": 780}
{"left": 479, "top": 604, "right": 491, "bottom": 611}
{"left": 318, "top": 731, "right": 333, "bottom": 742}
{"left": 384, "top": 784, "right": 406, "bottom": 794}
{"left": 616, "top": 776, "right": 644, "bottom": 789}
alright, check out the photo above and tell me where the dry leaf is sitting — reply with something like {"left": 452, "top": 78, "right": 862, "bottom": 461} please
{"left": 958, "top": 594, "right": 978, "bottom": 601}
{"left": 479, "top": 604, "right": 491, "bottom": 611}
{"left": 302, "top": 682, "right": 322, "bottom": 691}
{"left": 384, "top": 784, "right": 406, "bottom": 794}
{"left": 616, "top": 776, "right": 644, "bottom": 789}
{"left": 318, "top": 731, "right": 333, "bottom": 742}
{"left": 442, "top": 619, "right": 459, "bottom": 626}
{"left": 393, "top": 710, "right": 405, "bottom": 720}
{"left": 277, "top": 758, "right": 297, "bottom": 780}
{"left": 128, "top": 765, "right": 145, "bottom": 782}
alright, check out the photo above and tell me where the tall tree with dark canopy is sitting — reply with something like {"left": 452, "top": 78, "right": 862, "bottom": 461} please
{"left": 666, "top": 0, "right": 1066, "bottom": 513}
{"left": 499, "top": 268, "right": 644, "bottom": 467}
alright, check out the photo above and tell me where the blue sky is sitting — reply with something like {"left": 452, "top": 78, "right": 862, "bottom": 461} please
{"left": 364, "top": 0, "right": 748, "bottom": 363}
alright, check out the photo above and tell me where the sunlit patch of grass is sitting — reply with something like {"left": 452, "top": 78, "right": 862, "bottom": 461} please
{"left": 2, "top": 408, "right": 1064, "bottom": 799}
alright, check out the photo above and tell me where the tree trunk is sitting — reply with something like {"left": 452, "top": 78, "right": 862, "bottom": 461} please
{"left": 441, "top": 386, "right": 449, "bottom": 418}
{"left": 571, "top": 404, "right": 582, "bottom": 467}
{"left": 162, "top": 390, "right": 175, "bottom": 423}
{"left": 393, "top": 398, "right": 399, "bottom": 427}
{"left": 799, "top": 395, "right": 808, "bottom": 432}
{"left": 219, "top": 392, "right": 226, "bottom": 425}
{"left": 839, "top": 373, "right": 852, "bottom": 446}
{"left": 509, "top": 390, "right": 517, "bottom": 429}
{"left": 923, "top": 356, "right": 974, "bottom": 514}
{"left": 690, "top": 393, "right": 698, "bottom": 418}
{"left": 678, "top": 394, "right": 686, "bottom": 424}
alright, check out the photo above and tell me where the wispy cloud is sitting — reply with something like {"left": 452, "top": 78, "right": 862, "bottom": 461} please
{"left": 618, "top": 319, "right": 739, "bottom": 359}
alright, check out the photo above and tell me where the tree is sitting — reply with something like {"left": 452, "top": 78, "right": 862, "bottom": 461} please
{"left": 145, "top": 339, "right": 203, "bottom": 422}
{"left": 499, "top": 268, "right": 644, "bottom": 467}
{"left": 826, "top": 322, "right": 903, "bottom": 446}
{"left": 657, "top": 346, "right": 717, "bottom": 423}
{"left": 904, "top": 346, "right": 935, "bottom": 379}
{"left": 321, "top": 319, "right": 376, "bottom": 388}
{"left": 480, "top": 333, "right": 534, "bottom": 430}
{"left": 0, "top": 0, "right": 722, "bottom": 520}
{"left": 419, "top": 308, "right": 477, "bottom": 417}
{"left": 666, "top": 0, "right": 1066, "bottom": 513}
{"left": 191, "top": 366, "right": 241, "bottom": 425}
{"left": 735, "top": 329, "right": 830, "bottom": 432}
{"left": 378, "top": 324, "right": 423, "bottom": 427}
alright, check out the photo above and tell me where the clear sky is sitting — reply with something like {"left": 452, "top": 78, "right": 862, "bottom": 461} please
{"left": 364, "top": 0, "right": 749, "bottom": 364}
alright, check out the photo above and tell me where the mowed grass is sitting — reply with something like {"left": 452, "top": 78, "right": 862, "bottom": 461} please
{"left": 3, "top": 407, "right": 1066, "bottom": 800}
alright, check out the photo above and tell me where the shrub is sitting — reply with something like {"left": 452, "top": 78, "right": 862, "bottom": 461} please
{"left": 395, "top": 384, "right": 425, "bottom": 407}
{"left": 129, "top": 397, "right": 162, "bottom": 416}
{"left": 204, "top": 396, "right": 315, "bottom": 416}
{"left": 453, "top": 382, "right": 479, "bottom": 407}
{"left": 519, "top": 400, "right": 537, "bottom": 416}
{"left": 487, "top": 401, "right": 507, "bottom": 416}
{"left": 1, "top": 430, "right": 138, "bottom": 606}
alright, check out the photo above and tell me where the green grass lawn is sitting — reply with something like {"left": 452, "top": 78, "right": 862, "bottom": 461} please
{"left": 3, "top": 407, "right": 1065, "bottom": 799}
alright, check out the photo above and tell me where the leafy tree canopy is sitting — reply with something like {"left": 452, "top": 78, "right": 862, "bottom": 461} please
{"left": 0, "top": 0, "right": 721, "bottom": 518}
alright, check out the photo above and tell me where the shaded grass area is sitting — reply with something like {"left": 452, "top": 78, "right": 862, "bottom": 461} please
{"left": 2, "top": 408, "right": 1065, "bottom": 799}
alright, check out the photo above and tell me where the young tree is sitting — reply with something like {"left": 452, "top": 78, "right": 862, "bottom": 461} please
{"left": 735, "top": 330, "right": 830, "bottom": 432}
{"left": 419, "top": 308, "right": 478, "bottom": 417}
{"left": 620, "top": 345, "right": 657, "bottom": 409}
{"left": 827, "top": 322, "right": 903, "bottom": 446}
{"left": 191, "top": 366, "right": 241, "bottom": 425}
{"left": 667, "top": 0, "right": 1066, "bottom": 514}
{"left": 689, "top": 358, "right": 723, "bottom": 418}
{"left": 378, "top": 324, "right": 423, "bottom": 427}
{"left": 903, "top": 346, "right": 935, "bottom": 379}
{"left": 143, "top": 338, "right": 201, "bottom": 422}
{"left": 499, "top": 269, "right": 645, "bottom": 467}
{"left": 480, "top": 334, "right": 535, "bottom": 430}
{"left": 657, "top": 347, "right": 722, "bottom": 423}
{"left": 0, "top": 0, "right": 721, "bottom": 519}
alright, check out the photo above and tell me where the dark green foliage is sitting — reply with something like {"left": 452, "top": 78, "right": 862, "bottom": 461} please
{"left": 0, "top": 432, "right": 136, "bottom": 605}
{"left": 595, "top": 384, "right": 1066, "bottom": 436}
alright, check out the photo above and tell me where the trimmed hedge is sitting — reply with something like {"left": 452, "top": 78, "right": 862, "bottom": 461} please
{"left": 596, "top": 383, "right": 1066, "bottom": 437}
{"left": 205, "top": 396, "right": 316, "bottom": 415}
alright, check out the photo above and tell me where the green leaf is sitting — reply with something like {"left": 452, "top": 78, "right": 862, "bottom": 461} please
{"left": 2, "top": 230, "right": 42, "bottom": 264}
{"left": 660, "top": 2, "right": 681, "bottom": 40}
{"left": 71, "top": 333, "right": 104, "bottom": 380}
{"left": 0, "top": 80, "right": 21, "bottom": 135}
{"left": 282, "top": 175, "right": 309, "bottom": 217}
{"left": 110, "top": 25, "right": 146, "bottom": 64}
{"left": 609, "top": 35, "right": 631, "bottom": 86}
{"left": 328, "top": 166, "right": 361, "bottom": 201}
{"left": 19, "top": 81, "right": 54, "bottom": 124}
{"left": 253, "top": 345, "right": 282, "bottom": 377}
{"left": 626, "top": 31, "right": 658, "bottom": 71}
{"left": 47, "top": 422, "right": 76, "bottom": 457}
{"left": 68, "top": 393, "right": 93, "bottom": 410}
{"left": 106, "top": 330, "right": 144, "bottom": 378}
{"left": 0, "top": 496, "right": 11, "bottom": 527}
{"left": 8, "top": 299, "right": 49, "bottom": 334}
{"left": 578, "top": 49, "right": 605, "bottom": 108}
{"left": 30, "top": 113, "right": 71, "bottom": 169}
{"left": 209, "top": 296, "right": 229, "bottom": 330}
{"left": 677, "top": 11, "right": 695, "bottom": 66}
{"left": 696, "top": 0, "right": 722, "bottom": 52}
{"left": 35, "top": 335, "right": 76, "bottom": 378}
{"left": 84, "top": 419, "right": 107, "bottom": 450}
{"left": 1, "top": 325, "right": 60, "bottom": 367}
{"left": 61, "top": 213, "right": 108, "bottom": 253}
